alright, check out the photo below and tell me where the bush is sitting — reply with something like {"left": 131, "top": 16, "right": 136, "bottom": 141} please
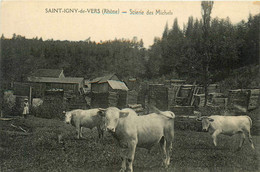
{"left": 2, "top": 90, "right": 16, "bottom": 116}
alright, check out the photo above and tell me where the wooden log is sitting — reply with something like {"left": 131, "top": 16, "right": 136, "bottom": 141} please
{"left": 128, "top": 104, "right": 142, "bottom": 108}
{"left": 0, "top": 130, "right": 31, "bottom": 136}
{"left": 0, "top": 117, "right": 15, "bottom": 121}
{"left": 11, "top": 124, "right": 28, "bottom": 133}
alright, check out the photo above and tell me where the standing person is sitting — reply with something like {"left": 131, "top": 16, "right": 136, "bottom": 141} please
{"left": 22, "top": 98, "right": 29, "bottom": 118}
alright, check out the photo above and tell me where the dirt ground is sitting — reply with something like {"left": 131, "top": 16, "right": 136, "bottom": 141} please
{"left": 0, "top": 113, "right": 259, "bottom": 172}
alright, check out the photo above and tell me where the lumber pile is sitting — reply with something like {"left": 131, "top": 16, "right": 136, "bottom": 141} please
{"left": 148, "top": 84, "right": 168, "bottom": 111}
{"left": 248, "top": 89, "right": 260, "bottom": 110}
{"left": 127, "top": 90, "right": 138, "bottom": 105}
{"left": 170, "top": 106, "right": 195, "bottom": 116}
{"left": 128, "top": 104, "right": 144, "bottom": 115}
{"left": 228, "top": 89, "right": 250, "bottom": 112}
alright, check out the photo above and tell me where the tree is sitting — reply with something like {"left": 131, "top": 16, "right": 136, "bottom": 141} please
{"left": 201, "top": 1, "right": 214, "bottom": 106}
{"left": 160, "top": 18, "right": 184, "bottom": 76}
{"left": 162, "top": 22, "right": 169, "bottom": 39}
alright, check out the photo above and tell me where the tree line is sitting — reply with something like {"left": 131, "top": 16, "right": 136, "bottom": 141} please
{"left": 147, "top": 12, "right": 259, "bottom": 85}
{"left": 0, "top": 12, "right": 259, "bottom": 89}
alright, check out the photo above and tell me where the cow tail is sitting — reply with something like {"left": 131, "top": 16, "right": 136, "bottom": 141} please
{"left": 247, "top": 116, "right": 253, "bottom": 128}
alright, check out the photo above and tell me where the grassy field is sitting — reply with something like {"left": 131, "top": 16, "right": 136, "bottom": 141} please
{"left": 0, "top": 115, "right": 259, "bottom": 172}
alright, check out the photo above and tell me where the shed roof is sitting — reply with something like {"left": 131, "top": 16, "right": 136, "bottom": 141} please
{"left": 30, "top": 69, "right": 64, "bottom": 78}
{"left": 90, "top": 74, "right": 118, "bottom": 83}
{"left": 27, "top": 77, "right": 84, "bottom": 84}
{"left": 107, "top": 80, "right": 128, "bottom": 91}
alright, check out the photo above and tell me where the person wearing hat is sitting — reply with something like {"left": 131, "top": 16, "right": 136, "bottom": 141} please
{"left": 22, "top": 98, "right": 29, "bottom": 118}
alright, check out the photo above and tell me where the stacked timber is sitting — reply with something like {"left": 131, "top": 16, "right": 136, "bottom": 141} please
{"left": 68, "top": 95, "right": 88, "bottom": 110}
{"left": 174, "top": 109, "right": 201, "bottom": 131}
{"left": 165, "top": 79, "right": 185, "bottom": 108}
{"left": 44, "top": 89, "right": 64, "bottom": 103}
{"left": 117, "top": 91, "right": 127, "bottom": 108}
{"left": 175, "top": 84, "right": 200, "bottom": 106}
{"left": 228, "top": 89, "right": 250, "bottom": 112}
{"left": 211, "top": 98, "right": 228, "bottom": 107}
{"left": 108, "top": 92, "right": 118, "bottom": 107}
{"left": 193, "top": 94, "right": 205, "bottom": 107}
{"left": 208, "top": 84, "right": 220, "bottom": 93}
{"left": 179, "top": 85, "right": 193, "bottom": 97}
{"left": 91, "top": 91, "right": 119, "bottom": 108}
{"left": 127, "top": 90, "right": 138, "bottom": 105}
{"left": 168, "top": 86, "right": 182, "bottom": 107}
{"left": 248, "top": 89, "right": 260, "bottom": 110}
{"left": 137, "top": 82, "right": 149, "bottom": 108}
{"left": 128, "top": 104, "right": 144, "bottom": 115}
{"left": 64, "top": 90, "right": 74, "bottom": 99}
{"left": 170, "top": 106, "right": 195, "bottom": 116}
{"left": 208, "top": 93, "right": 228, "bottom": 107}
{"left": 148, "top": 84, "right": 168, "bottom": 111}
{"left": 190, "top": 86, "right": 202, "bottom": 106}
{"left": 164, "top": 79, "right": 186, "bottom": 87}
{"left": 13, "top": 82, "right": 30, "bottom": 96}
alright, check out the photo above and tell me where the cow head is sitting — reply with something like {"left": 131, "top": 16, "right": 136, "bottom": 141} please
{"left": 64, "top": 111, "right": 73, "bottom": 124}
{"left": 196, "top": 117, "right": 214, "bottom": 132}
{"left": 98, "top": 107, "right": 129, "bottom": 133}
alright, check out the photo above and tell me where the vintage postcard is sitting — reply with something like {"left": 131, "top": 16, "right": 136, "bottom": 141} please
{"left": 0, "top": 1, "right": 259, "bottom": 172}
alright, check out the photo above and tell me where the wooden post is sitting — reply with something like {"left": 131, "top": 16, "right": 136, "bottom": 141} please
{"left": 29, "top": 86, "right": 32, "bottom": 106}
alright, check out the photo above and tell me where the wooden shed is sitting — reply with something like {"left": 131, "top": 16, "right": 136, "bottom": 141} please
{"left": 25, "top": 69, "right": 85, "bottom": 97}
{"left": 29, "top": 69, "right": 65, "bottom": 78}
{"left": 27, "top": 76, "right": 85, "bottom": 97}
{"left": 90, "top": 74, "right": 129, "bottom": 108}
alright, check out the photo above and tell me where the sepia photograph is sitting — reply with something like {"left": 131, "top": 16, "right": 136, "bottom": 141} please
{"left": 0, "top": 1, "right": 259, "bottom": 171}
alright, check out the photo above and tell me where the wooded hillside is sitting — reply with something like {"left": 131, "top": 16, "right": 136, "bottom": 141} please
{"left": 1, "top": 13, "right": 259, "bottom": 89}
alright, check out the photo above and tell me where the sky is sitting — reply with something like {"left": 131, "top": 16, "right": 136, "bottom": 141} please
{"left": 0, "top": 1, "right": 259, "bottom": 48}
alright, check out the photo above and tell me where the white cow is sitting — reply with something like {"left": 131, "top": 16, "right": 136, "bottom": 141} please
{"left": 64, "top": 109, "right": 104, "bottom": 139}
{"left": 197, "top": 115, "right": 255, "bottom": 150}
{"left": 98, "top": 107, "right": 175, "bottom": 172}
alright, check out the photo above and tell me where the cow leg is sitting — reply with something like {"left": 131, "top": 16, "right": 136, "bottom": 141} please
{"left": 212, "top": 130, "right": 221, "bottom": 147}
{"left": 248, "top": 133, "right": 255, "bottom": 150}
{"left": 97, "top": 126, "right": 103, "bottom": 139}
{"left": 96, "top": 126, "right": 104, "bottom": 143}
{"left": 76, "top": 125, "right": 81, "bottom": 139}
{"left": 119, "top": 157, "right": 126, "bottom": 172}
{"left": 120, "top": 148, "right": 129, "bottom": 172}
{"left": 125, "top": 141, "right": 137, "bottom": 172}
{"left": 238, "top": 132, "right": 246, "bottom": 150}
{"left": 80, "top": 127, "right": 84, "bottom": 138}
{"left": 165, "top": 141, "right": 172, "bottom": 168}
{"left": 244, "top": 129, "right": 255, "bottom": 149}
{"left": 159, "top": 137, "right": 167, "bottom": 167}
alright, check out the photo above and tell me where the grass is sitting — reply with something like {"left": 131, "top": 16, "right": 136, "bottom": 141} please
{"left": 0, "top": 115, "right": 259, "bottom": 172}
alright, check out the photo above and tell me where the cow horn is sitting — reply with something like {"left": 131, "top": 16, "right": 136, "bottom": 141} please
{"left": 196, "top": 117, "right": 202, "bottom": 121}
{"left": 196, "top": 116, "right": 207, "bottom": 121}
{"left": 208, "top": 118, "right": 214, "bottom": 122}
{"left": 98, "top": 108, "right": 106, "bottom": 111}
{"left": 98, "top": 108, "right": 106, "bottom": 117}
{"left": 194, "top": 111, "right": 201, "bottom": 117}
